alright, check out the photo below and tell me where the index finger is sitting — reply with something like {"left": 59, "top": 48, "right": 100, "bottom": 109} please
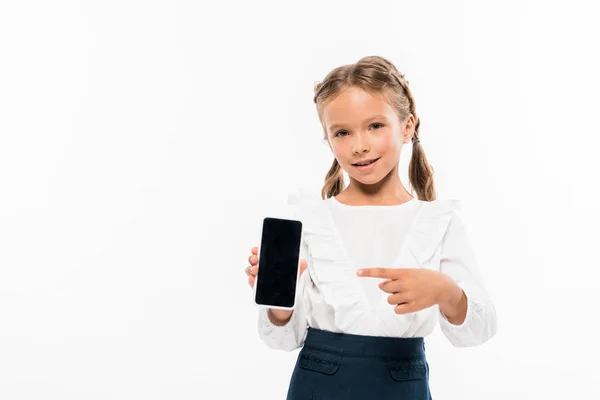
{"left": 356, "top": 268, "right": 398, "bottom": 279}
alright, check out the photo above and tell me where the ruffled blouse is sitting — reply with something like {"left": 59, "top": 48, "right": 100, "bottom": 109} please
{"left": 257, "top": 189, "right": 497, "bottom": 351}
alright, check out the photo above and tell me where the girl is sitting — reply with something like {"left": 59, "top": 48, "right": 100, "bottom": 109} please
{"left": 244, "top": 55, "right": 497, "bottom": 399}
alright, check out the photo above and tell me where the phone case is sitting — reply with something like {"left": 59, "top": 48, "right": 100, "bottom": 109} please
{"left": 253, "top": 216, "right": 304, "bottom": 310}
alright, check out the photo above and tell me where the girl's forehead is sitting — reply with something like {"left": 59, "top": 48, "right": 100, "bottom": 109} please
{"left": 322, "top": 87, "right": 394, "bottom": 123}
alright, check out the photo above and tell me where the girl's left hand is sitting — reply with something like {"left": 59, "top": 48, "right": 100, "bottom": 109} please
{"left": 357, "top": 267, "right": 457, "bottom": 315}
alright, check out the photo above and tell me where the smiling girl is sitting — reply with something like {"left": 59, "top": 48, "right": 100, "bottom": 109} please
{"left": 245, "top": 55, "right": 497, "bottom": 399}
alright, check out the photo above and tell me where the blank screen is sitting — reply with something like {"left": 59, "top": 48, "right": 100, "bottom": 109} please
{"left": 255, "top": 217, "right": 303, "bottom": 308}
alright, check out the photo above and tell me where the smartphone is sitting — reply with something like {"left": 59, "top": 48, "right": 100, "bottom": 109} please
{"left": 254, "top": 217, "right": 303, "bottom": 310}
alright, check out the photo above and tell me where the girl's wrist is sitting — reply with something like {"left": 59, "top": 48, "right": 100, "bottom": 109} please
{"left": 437, "top": 274, "right": 464, "bottom": 315}
{"left": 437, "top": 276, "right": 468, "bottom": 324}
{"left": 268, "top": 309, "right": 293, "bottom": 326}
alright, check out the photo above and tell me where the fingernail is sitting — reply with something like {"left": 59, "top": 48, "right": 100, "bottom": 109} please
{"left": 357, "top": 269, "right": 363, "bottom": 276}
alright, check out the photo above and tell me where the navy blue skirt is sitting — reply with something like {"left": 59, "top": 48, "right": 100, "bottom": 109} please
{"left": 287, "top": 327, "right": 432, "bottom": 399}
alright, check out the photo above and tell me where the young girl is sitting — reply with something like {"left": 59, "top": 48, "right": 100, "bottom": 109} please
{"left": 244, "top": 55, "right": 497, "bottom": 399}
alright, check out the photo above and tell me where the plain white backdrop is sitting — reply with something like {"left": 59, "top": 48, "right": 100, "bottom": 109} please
{"left": 1, "top": 0, "right": 598, "bottom": 398}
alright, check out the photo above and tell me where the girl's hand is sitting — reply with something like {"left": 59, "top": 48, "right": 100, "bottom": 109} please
{"left": 245, "top": 246, "right": 309, "bottom": 325}
{"left": 245, "top": 246, "right": 308, "bottom": 289}
{"left": 357, "top": 267, "right": 461, "bottom": 315}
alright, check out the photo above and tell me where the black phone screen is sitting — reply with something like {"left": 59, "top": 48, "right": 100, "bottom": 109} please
{"left": 255, "top": 217, "right": 303, "bottom": 308}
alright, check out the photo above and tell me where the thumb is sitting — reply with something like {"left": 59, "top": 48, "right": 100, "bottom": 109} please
{"left": 299, "top": 258, "right": 308, "bottom": 275}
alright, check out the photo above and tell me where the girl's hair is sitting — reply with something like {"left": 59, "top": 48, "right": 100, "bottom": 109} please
{"left": 314, "top": 56, "right": 436, "bottom": 202}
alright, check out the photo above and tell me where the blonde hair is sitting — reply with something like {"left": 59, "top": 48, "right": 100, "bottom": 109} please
{"left": 314, "top": 56, "right": 436, "bottom": 201}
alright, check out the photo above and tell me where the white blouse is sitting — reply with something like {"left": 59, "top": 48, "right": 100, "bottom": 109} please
{"left": 257, "top": 189, "right": 497, "bottom": 351}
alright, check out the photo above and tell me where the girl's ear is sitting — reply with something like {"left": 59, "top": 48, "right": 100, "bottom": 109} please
{"left": 402, "top": 114, "right": 416, "bottom": 143}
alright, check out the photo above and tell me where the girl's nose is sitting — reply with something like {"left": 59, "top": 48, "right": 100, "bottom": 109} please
{"left": 352, "top": 133, "right": 370, "bottom": 154}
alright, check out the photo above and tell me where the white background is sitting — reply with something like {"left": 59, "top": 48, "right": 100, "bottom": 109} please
{"left": 1, "top": 1, "right": 599, "bottom": 399}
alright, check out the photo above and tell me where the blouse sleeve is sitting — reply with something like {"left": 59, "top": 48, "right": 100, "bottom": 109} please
{"left": 437, "top": 210, "right": 498, "bottom": 347}
{"left": 256, "top": 219, "right": 310, "bottom": 352}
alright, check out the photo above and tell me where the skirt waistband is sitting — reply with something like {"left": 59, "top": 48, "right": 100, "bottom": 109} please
{"left": 304, "top": 327, "right": 426, "bottom": 359}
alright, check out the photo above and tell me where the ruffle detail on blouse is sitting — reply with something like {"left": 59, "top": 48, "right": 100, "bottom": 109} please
{"left": 303, "top": 200, "right": 377, "bottom": 334}
{"left": 287, "top": 190, "right": 376, "bottom": 334}
{"left": 408, "top": 199, "right": 462, "bottom": 266}
{"left": 375, "top": 198, "right": 464, "bottom": 336}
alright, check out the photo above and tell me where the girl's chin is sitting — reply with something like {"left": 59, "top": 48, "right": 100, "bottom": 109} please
{"left": 348, "top": 174, "right": 382, "bottom": 185}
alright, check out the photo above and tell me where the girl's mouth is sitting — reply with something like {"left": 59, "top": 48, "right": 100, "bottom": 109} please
{"left": 352, "top": 157, "right": 380, "bottom": 171}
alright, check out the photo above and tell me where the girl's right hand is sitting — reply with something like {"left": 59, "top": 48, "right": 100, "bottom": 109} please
{"left": 245, "top": 246, "right": 308, "bottom": 325}
{"left": 245, "top": 246, "right": 308, "bottom": 288}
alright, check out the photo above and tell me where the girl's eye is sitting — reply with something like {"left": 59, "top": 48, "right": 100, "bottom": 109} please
{"left": 334, "top": 123, "right": 382, "bottom": 137}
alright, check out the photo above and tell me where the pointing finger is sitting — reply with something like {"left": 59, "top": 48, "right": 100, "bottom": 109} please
{"left": 356, "top": 268, "right": 398, "bottom": 279}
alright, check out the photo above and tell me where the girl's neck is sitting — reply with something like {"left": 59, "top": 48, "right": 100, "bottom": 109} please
{"left": 337, "top": 177, "right": 414, "bottom": 206}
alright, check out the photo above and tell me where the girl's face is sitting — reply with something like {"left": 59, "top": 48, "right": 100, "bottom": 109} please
{"left": 321, "top": 86, "right": 414, "bottom": 186}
